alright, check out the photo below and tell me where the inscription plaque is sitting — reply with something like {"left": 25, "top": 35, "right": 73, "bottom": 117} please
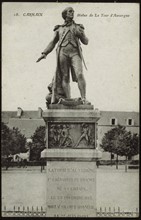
{"left": 46, "top": 161, "right": 96, "bottom": 217}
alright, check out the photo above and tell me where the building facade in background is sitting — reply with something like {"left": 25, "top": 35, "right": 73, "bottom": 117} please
{"left": 2, "top": 108, "right": 139, "bottom": 160}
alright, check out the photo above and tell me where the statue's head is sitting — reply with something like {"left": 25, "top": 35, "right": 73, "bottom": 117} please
{"left": 62, "top": 7, "right": 74, "bottom": 20}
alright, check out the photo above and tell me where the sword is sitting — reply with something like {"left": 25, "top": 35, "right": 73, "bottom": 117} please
{"left": 76, "top": 38, "right": 88, "bottom": 71}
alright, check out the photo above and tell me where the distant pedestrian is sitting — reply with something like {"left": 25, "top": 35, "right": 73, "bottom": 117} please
{"left": 96, "top": 160, "right": 100, "bottom": 168}
{"left": 22, "top": 159, "right": 27, "bottom": 168}
{"left": 40, "top": 158, "right": 45, "bottom": 172}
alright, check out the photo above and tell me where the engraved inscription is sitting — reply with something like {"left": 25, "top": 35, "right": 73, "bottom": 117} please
{"left": 46, "top": 162, "right": 96, "bottom": 217}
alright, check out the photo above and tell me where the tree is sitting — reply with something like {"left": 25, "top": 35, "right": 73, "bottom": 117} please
{"left": 1, "top": 122, "right": 27, "bottom": 157}
{"left": 101, "top": 125, "right": 139, "bottom": 171}
{"left": 30, "top": 126, "right": 46, "bottom": 161}
{"left": 1, "top": 122, "right": 13, "bottom": 157}
{"left": 11, "top": 127, "right": 27, "bottom": 154}
{"left": 116, "top": 131, "right": 139, "bottom": 171}
{"left": 101, "top": 125, "right": 126, "bottom": 169}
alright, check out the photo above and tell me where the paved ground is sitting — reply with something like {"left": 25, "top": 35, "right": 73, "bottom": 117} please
{"left": 96, "top": 166, "right": 139, "bottom": 212}
{"left": 2, "top": 165, "right": 139, "bottom": 212}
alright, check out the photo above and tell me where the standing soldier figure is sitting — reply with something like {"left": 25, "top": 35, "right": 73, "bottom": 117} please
{"left": 37, "top": 7, "right": 89, "bottom": 104}
{"left": 75, "top": 123, "right": 91, "bottom": 148}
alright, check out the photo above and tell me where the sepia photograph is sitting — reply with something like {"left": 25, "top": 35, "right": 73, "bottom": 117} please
{"left": 2, "top": 2, "right": 139, "bottom": 217}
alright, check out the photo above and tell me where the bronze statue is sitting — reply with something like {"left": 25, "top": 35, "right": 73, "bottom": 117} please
{"left": 37, "top": 7, "right": 89, "bottom": 105}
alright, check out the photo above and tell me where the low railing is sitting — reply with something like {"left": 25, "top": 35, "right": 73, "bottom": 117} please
{"left": 2, "top": 206, "right": 139, "bottom": 217}
{"left": 97, "top": 207, "right": 139, "bottom": 217}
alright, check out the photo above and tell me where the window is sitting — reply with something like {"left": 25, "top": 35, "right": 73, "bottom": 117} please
{"left": 127, "top": 118, "right": 134, "bottom": 126}
{"left": 111, "top": 118, "right": 115, "bottom": 125}
{"left": 110, "top": 118, "right": 117, "bottom": 125}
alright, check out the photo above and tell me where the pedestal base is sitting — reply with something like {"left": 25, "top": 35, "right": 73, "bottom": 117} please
{"left": 46, "top": 161, "right": 96, "bottom": 217}
{"left": 42, "top": 108, "right": 101, "bottom": 217}
{"left": 43, "top": 149, "right": 102, "bottom": 217}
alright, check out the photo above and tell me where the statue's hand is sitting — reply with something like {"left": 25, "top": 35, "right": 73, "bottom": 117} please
{"left": 36, "top": 54, "right": 46, "bottom": 63}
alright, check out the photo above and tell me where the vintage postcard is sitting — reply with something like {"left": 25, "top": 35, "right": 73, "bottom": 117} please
{"left": 2, "top": 2, "right": 139, "bottom": 217}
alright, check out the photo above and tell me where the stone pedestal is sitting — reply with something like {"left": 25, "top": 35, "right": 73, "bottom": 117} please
{"left": 42, "top": 105, "right": 102, "bottom": 217}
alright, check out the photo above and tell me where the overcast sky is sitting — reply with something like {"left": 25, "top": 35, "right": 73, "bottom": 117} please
{"left": 2, "top": 2, "right": 139, "bottom": 112}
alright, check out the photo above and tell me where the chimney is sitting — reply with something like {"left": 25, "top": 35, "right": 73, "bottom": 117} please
{"left": 38, "top": 107, "right": 43, "bottom": 118}
{"left": 17, "top": 107, "right": 23, "bottom": 118}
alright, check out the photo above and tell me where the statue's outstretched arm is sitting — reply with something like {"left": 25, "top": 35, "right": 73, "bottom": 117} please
{"left": 42, "top": 31, "right": 59, "bottom": 55}
{"left": 36, "top": 31, "right": 59, "bottom": 62}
